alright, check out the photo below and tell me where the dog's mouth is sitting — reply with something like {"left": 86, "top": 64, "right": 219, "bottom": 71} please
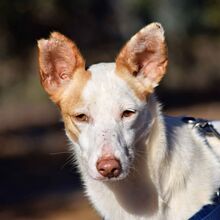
{"left": 93, "top": 171, "right": 128, "bottom": 182}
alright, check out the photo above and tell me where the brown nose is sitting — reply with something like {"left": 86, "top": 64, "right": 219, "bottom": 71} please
{"left": 96, "top": 157, "right": 121, "bottom": 178}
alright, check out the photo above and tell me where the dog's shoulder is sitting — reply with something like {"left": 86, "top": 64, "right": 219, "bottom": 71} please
{"left": 163, "top": 115, "right": 196, "bottom": 149}
{"left": 164, "top": 116, "right": 220, "bottom": 150}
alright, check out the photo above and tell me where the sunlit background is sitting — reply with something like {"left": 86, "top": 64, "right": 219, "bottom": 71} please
{"left": 0, "top": 0, "right": 220, "bottom": 219}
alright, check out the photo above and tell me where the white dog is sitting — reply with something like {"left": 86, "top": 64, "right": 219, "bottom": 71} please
{"left": 37, "top": 22, "right": 220, "bottom": 220}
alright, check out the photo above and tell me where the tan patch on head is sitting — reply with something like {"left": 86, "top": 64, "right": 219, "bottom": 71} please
{"left": 115, "top": 22, "right": 168, "bottom": 100}
{"left": 63, "top": 116, "right": 80, "bottom": 142}
{"left": 60, "top": 70, "right": 91, "bottom": 142}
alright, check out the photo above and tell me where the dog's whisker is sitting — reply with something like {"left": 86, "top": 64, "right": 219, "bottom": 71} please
{"left": 60, "top": 154, "right": 75, "bottom": 170}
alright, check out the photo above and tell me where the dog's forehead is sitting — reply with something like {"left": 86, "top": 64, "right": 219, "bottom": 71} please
{"left": 83, "top": 62, "right": 140, "bottom": 108}
{"left": 87, "top": 62, "right": 120, "bottom": 89}
{"left": 88, "top": 62, "right": 115, "bottom": 76}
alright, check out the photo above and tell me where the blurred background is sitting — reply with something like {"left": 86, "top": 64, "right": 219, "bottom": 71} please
{"left": 0, "top": 0, "right": 220, "bottom": 219}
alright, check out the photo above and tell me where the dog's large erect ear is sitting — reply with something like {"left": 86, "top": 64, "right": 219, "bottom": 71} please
{"left": 38, "top": 32, "right": 85, "bottom": 102}
{"left": 116, "top": 22, "right": 168, "bottom": 92}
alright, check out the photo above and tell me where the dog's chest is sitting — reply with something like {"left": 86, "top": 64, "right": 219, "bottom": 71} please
{"left": 84, "top": 176, "right": 164, "bottom": 220}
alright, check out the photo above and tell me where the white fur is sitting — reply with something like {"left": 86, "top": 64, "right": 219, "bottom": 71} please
{"left": 67, "top": 63, "right": 220, "bottom": 220}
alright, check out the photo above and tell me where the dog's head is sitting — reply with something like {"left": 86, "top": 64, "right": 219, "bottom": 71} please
{"left": 38, "top": 23, "right": 168, "bottom": 181}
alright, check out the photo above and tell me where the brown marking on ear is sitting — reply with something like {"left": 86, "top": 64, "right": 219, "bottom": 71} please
{"left": 59, "top": 70, "right": 91, "bottom": 112}
{"left": 38, "top": 32, "right": 85, "bottom": 103}
{"left": 116, "top": 22, "right": 168, "bottom": 98}
{"left": 116, "top": 68, "right": 151, "bottom": 101}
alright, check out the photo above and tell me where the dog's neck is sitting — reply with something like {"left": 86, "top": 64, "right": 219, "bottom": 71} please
{"left": 104, "top": 131, "right": 163, "bottom": 217}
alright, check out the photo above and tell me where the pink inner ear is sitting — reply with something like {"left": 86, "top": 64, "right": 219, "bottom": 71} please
{"left": 138, "top": 46, "right": 167, "bottom": 83}
{"left": 38, "top": 32, "right": 85, "bottom": 94}
{"left": 40, "top": 39, "right": 76, "bottom": 85}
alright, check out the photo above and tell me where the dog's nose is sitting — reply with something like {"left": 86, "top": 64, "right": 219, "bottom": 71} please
{"left": 96, "top": 157, "right": 121, "bottom": 178}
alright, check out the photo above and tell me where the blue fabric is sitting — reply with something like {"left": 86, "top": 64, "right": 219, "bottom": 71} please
{"left": 102, "top": 204, "right": 220, "bottom": 220}
{"left": 189, "top": 204, "right": 220, "bottom": 220}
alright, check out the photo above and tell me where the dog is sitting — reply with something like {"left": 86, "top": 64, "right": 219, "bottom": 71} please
{"left": 37, "top": 22, "right": 220, "bottom": 220}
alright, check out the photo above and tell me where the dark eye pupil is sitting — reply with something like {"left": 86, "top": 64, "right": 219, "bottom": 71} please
{"left": 122, "top": 110, "right": 135, "bottom": 118}
{"left": 78, "top": 114, "right": 85, "bottom": 118}
{"left": 75, "top": 114, "right": 88, "bottom": 122}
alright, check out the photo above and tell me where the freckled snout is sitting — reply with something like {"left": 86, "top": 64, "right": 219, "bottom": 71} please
{"left": 96, "top": 157, "right": 121, "bottom": 179}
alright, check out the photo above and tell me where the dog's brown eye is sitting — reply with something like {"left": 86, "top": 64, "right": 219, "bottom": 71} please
{"left": 122, "top": 110, "right": 136, "bottom": 118}
{"left": 74, "top": 114, "right": 89, "bottom": 122}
